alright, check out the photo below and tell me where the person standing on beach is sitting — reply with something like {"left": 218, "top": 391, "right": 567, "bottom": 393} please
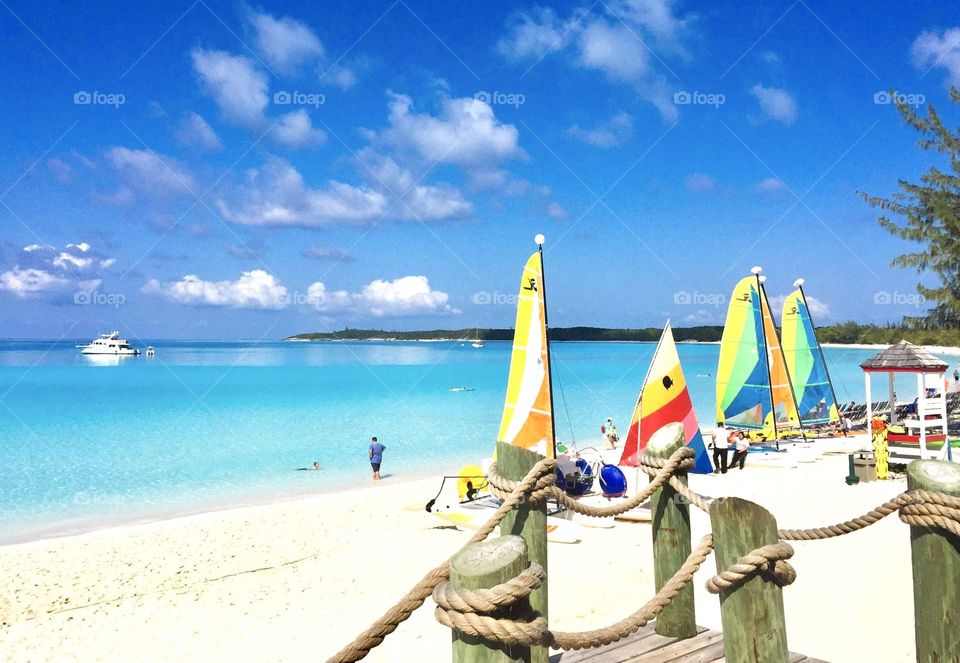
{"left": 712, "top": 422, "right": 729, "bottom": 474}
{"left": 730, "top": 431, "right": 749, "bottom": 470}
{"left": 368, "top": 436, "right": 385, "bottom": 480}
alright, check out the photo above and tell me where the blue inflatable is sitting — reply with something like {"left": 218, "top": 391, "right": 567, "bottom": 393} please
{"left": 556, "top": 458, "right": 594, "bottom": 496}
{"left": 599, "top": 464, "right": 627, "bottom": 497}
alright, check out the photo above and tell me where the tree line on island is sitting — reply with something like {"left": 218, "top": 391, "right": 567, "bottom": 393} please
{"left": 286, "top": 323, "right": 959, "bottom": 346}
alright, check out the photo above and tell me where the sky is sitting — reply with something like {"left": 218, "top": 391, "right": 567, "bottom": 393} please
{"left": 2, "top": 0, "right": 959, "bottom": 340}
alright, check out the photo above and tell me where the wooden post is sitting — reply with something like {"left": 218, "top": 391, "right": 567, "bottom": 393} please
{"left": 496, "top": 441, "right": 548, "bottom": 663}
{"left": 906, "top": 460, "right": 960, "bottom": 663}
{"left": 648, "top": 422, "right": 696, "bottom": 638}
{"left": 710, "top": 497, "right": 789, "bottom": 663}
{"left": 449, "top": 535, "right": 531, "bottom": 663}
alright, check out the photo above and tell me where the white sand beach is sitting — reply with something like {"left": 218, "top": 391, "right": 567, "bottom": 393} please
{"left": 1, "top": 456, "right": 917, "bottom": 662}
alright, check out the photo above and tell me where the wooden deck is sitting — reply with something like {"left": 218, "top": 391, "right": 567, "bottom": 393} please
{"left": 550, "top": 623, "right": 829, "bottom": 662}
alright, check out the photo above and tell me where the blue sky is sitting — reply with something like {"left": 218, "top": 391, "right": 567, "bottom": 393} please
{"left": 2, "top": 0, "right": 959, "bottom": 339}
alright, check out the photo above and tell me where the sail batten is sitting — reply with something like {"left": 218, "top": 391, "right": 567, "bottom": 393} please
{"left": 496, "top": 250, "right": 554, "bottom": 458}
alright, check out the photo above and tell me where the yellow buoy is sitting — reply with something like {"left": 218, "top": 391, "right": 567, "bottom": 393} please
{"left": 456, "top": 465, "right": 487, "bottom": 499}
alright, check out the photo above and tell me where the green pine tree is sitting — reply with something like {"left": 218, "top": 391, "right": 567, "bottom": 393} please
{"left": 859, "top": 88, "right": 960, "bottom": 329}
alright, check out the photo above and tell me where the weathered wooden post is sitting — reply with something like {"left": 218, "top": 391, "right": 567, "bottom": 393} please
{"left": 906, "top": 460, "right": 960, "bottom": 663}
{"left": 449, "top": 535, "right": 532, "bottom": 663}
{"left": 648, "top": 422, "right": 696, "bottom": 638}
{"left": 710, "top": 497, "right": 789, "bottom": 663}
{"left": 496, "top": 441, "right": 548, "bottom": 663}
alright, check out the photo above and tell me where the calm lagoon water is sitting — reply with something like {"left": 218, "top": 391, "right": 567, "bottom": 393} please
{"left": 0, "top": 339, "right": 881, "bottom": 543}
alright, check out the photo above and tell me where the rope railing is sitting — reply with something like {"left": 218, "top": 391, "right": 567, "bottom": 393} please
{"left": 327, "top": 444, "right": 960, "bottom": 663}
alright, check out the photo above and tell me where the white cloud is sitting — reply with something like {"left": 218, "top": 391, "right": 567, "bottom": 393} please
{"left": 308, "top": 275, "right": 459, "bottom": 317}
{"left": 683, "top": 309, "right": 715, "bottom": 323}
{"left": 249, "top": 10, "right": 323, "bottom": 74}
{"left": 911, "top": 28, "right": 960, "bottom": 87}
{"left": 757, "top": 177, "right": 788, "bottom": 194}
{"left": 216, "top": 155, "right": 471, "bottom": 227}
{"left": 191, "top": 47, "right": 326, "bottom": 149}
{"left": 685, "top": 173, "right": 715, "bottom": 192}
{"left": 547, "top": 201, "right": 568, "bottom": 220}
{"left": 176, "top": 112, "right": 222, "bottom": 151}
{"left": 322, "top": 64, "right": 357, "bottom": 90}
{"left": 749, "top": 84, "right": 798, "bottom": 126}
{"left": 498, "top": 1, "right": 692, "bottom": 120}
{"left": 382, "top": 93, "right": 523, "bottom": 173}
{"left": 191, "top": 49, "right": 268, "bottom": 128}
{"left": 0, "top": 243, "right": 111, "bottom": 298}
{"left": 271, "top": 109, "right": 326, "bottom": 148}
{"left": 47, "top": 157, "right": 73, "bottom": 184}
{"left": 566, "top": 112, "right": 634, "bottom": 148}
{"left": 143, "top": 269, "right": 288, "bottom": 310}
{"left": 105, "top": 147, "right": 196, "bottom": 199}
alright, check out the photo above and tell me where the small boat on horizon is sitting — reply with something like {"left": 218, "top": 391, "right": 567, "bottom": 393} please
{"left": 79, "top": 331, "right": 140, "bottom": 356}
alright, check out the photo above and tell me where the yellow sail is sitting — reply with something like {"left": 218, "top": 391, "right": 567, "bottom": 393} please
{"left": 496, "top": 250, "right": 554, "bottom": 458}
{"left": 759, "top": 281, "right": 801, "bottom": 434}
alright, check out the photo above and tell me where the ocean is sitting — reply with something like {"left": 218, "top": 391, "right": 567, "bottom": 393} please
{"left": 0, "top": 339, "right": 891, "bottom": 543}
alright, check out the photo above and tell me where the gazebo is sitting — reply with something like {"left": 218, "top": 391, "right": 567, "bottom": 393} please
{"left": 861, "top": 340, "right": 951, "bottom": 461}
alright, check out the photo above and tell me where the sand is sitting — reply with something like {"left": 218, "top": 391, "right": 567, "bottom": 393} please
{"left": 1, "top": 456, "right": 918, "bottom": 662}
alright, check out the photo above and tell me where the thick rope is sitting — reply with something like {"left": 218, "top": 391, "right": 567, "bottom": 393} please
{"left": 432, "top": 534, "right": 716, "bottom": 650}
{"left": 778, "top": 490, "right": 960, "bottom": 541}
{"left": 326, "top": 457, "right": 557, "bottom": 663}
{"left": 705, "top": 542, "right": 796, "bottom": 594}
{"left": 431, "top": 563, "right": 545, "bottom": 614}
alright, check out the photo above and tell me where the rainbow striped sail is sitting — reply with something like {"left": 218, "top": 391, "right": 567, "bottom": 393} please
{"left": 781, "top": 288, "right": 838, "bottom": 425}
{"left": 496, "top": 250, "right": 554, "bottom": 458}
{"left": 758, "top": 282, "right": 801, "bottom": 431}
{"left": 620, "top": 321, "right": 712, "bottom": 473}
{"left": 716, "top": 276, "right": 770, "bottom": 429}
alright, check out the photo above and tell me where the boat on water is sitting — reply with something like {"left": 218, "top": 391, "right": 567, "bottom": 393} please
{"left": 79, "top": 332, "right": 140, "bottom": 356}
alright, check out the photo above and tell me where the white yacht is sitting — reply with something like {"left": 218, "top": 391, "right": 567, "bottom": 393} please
{"left": 80, "top": 331, "right": 140, "bottom": 356}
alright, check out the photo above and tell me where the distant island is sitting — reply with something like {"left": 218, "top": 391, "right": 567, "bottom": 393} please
{"left": 286, "top": 323, "right": 960, "bottom": 346}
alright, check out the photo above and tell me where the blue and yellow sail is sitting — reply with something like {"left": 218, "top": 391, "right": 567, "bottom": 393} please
{"left": 781, "top": 289, "right": 838, "bottom": 425}
{"left": 716, "top": 277, "right": 770, "bottom": 428}
{"left": 496, "top": 250, "right": 554, "bottom": 458}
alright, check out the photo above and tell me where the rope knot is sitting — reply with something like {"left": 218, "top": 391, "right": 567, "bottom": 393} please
{"left": 433, "top": 562, "right": 548, "bottom": 647}
{"left": 706, "top": 542, "right": 796, "bottom": 594}
{"left": 486, "top": 459, "right": 558, "bottom": 504}
{"left": 898, "top": 489, "right": 960, "bottom": 539}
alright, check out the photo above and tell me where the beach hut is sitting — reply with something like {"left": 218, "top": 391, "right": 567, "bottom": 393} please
{"left": 861, "top": 341, "right": 951, "bottom": 461}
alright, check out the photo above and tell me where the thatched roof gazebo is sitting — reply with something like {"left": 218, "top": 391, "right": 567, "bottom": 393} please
{"left": 861, "top": 341, "right": 951, "bottom": 461}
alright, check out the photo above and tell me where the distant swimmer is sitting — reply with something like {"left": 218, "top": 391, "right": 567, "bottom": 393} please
{"left": 296, "top": 461, "right": 321, "bottom": 471}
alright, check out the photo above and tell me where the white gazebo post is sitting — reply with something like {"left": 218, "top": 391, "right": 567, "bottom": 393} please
{"left": 889, "top": 373, "right": 898, "bottom": 424}
{"left": 865, "top": 372, "right": 873, "bottom": 427}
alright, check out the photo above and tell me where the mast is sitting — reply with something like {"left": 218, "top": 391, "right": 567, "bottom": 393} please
{"left": 796, "top": 279, "right": 847, "bottom": 436}
{"left": 753, "top": 267, "right": 780, "bottom": 448}
{"left": 536, "top": 233, "right": 558, "bottom": 458}
{"left": 758, "top": 273, "right": 807, "bottom": 442}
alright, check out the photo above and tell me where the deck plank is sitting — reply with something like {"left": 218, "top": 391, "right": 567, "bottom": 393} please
{"left": 551, "top": 622, "right": 828, "bottom": 662}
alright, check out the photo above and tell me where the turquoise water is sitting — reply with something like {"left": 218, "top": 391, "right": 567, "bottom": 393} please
{"left": 0, "top": 340, "right": 881, "bottom": 544}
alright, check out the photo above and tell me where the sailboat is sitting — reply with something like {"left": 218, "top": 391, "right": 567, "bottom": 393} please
{"left": 429, "top": 235, "right": 580, "bottom": 543}
{"left": 716, "top": 267, "right": 801, "bottom": 441}
{"left": 619, "top": 320, "right": 713, "bottom": 473}
{"left": 471, "top": 327, "right": 485, "bottom": 348}
{"left": 781, "top": 279, "right": 842, "bottom": 429}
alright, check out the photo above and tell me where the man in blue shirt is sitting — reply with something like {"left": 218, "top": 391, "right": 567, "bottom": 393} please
{"left": 368, "top": 436, "right": 386, "bottom": 480}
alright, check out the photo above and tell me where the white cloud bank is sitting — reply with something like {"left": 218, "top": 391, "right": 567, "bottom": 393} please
{"left": 0, "top": 243, "right": 113, "bottom": 298}
{"left": 566, "top": 112, "right": 634, "bottom": 148}
{"left": 142, "top": 271, "right": 458, "bottom": 317}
